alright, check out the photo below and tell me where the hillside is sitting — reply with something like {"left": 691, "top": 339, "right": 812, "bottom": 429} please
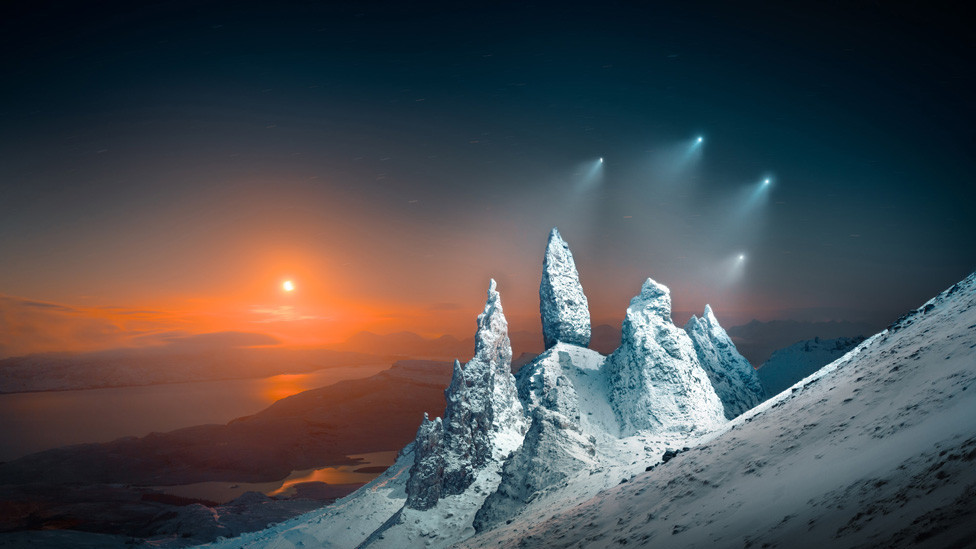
{"left": 467, "top": 273, "right": 976, "bottom": 548}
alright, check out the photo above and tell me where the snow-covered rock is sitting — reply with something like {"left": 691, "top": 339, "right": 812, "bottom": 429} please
{"left": 685, "top": 305, "right": 765, "bottom": 419}
{"left": 405, "top": 279, "right": 527, "bottom": 510}
{"left": 404, "top": 412, "right": 446, "bottom": 510}
{"left": 540, "top": 228, "right": 591, "bottom": 350}
{"left": 605, "top": 278, "right": 726, "bottom": 435}
{"left": 473, "top": 344, "right": 601, "bottom": 530}
{"left": 757, "top": 335, "right": 864, "bottom": 396}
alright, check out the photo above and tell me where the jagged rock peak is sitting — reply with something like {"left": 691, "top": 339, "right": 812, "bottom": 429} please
{"left": 685, "top": 304, "right": 765, "bottom": 420}
{"left": 474, "top": 278, "right": 511, "bottom": 367}
{"left": 702, "top": 303, "right": 717, "bottom": 323}
{"left": 404, "top": 280, "right": 526, "bottom": 511}
{"left": 405, "top": 414, "right": 445, "bottom": 510}
{"left": 626, "top": 277, "right": 673, "bottom": 325}
{"left": 684, "top": 305, "right": 722, "bottom": 338}
{"left": 605, "top": 277, "right": 726, "bottom": 435}
{"left": 540, "top": 227, "right": 591, "bottom": 350}
{"left": 447, "top": 359, "right": 465, "bottom": 391}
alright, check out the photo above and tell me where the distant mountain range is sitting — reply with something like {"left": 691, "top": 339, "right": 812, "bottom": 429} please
{"left": 327, "top": 324, "right": 623, "bottom": 360}
{"left": 756, "top": 335, "right": 865, "bottom": 396}
{"left": 0, "top": 318, "right": 878, "bottom": 395}
{"left": 326, "top": 330, "right": 544, "bottom": 360}
{"left": 326, "top": 318, "right": 875, "bottom": 369}
{"left": 0, "top": 332, "right": 389, "bottom": 393}
{"left": 725, "top": 319, "right": 876, "bottom": 365}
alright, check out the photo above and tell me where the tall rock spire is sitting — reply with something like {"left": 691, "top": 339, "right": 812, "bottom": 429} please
{"left": 685, "top": 305, "right": 766, "bottom": 419}
{"left": 605, "top": 278, "right": 726, "bottom": 435}
{"left": 540, "top": 228, "right": 591, "bottom": 350}
{"left": 405, "top": 280, "right": 526, "bottom": 510}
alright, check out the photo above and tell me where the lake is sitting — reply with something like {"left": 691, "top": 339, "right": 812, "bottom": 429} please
{"left": 152, "top": 450, "right": 399, "bottom": 503}
{"left": 0, "top": 362, "right": 392, "bottom": 462}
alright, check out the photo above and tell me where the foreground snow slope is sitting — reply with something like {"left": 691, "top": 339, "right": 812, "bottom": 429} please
{"left": 464, "top": 273, "right": 976, "bottom": 548}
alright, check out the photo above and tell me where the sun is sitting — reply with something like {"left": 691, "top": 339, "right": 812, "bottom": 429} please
{"left": 283, "top": 280, "right": 295, "bottom": 292}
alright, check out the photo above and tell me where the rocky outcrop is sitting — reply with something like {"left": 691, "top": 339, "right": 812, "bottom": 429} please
{"left": 405, "top": 280, "right": 527, "bottom": 510}
{"left": 604, "top": 278, "right": 726, "bottom": 435}
{"left": 473, "top": 344, "right": 599, "bottom": 530}
{"left": 685, "top": 305, "right": 765, "bottom": 419}
{"left": 540, "top": 228, "right": 591, "bottom": 350}
{"left": 404, "top": 413, "right": 446, "bottom": 510}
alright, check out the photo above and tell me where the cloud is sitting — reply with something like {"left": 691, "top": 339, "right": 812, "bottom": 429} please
{"left": 0, "top": 295, "right": 239, "bottom": 358}
{"left": 0, "top": 295, "right": 130, "bottom": 358}
{"left": 16, "top": 299, "right": 76, "bottom": 312}
{"left": 160, "top": 331, "right": 281, "bottom": 348}
{"left": 97, "top": 307, "right": 169, "bottom": 316}
{"left": 250, "top": 306, "right": 322, "bottom": 323}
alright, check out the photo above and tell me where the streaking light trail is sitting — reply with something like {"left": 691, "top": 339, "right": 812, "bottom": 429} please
{"left": 572, "top": 157, "right": 605, "bottom": 194}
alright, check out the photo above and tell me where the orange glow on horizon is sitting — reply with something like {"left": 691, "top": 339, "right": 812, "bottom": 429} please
{"left": 260, "top": 373, "right": 312, "bottom": 403}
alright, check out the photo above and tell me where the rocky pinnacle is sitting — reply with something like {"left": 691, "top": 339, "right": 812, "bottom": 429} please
{"left": 540, "top": 228, "right": 591, "bottom": 350}
{"left": 405, "top": 280, "right": 525, "bottom": 510}
{"left": 685, "top": 305, "right": 765, "bottom": 419}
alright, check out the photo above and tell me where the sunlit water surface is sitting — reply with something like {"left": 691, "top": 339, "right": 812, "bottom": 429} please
{"left": 152, "top": 450, "right": 398, "bottom": 503}
{"left": 0, "top": 363, "right": 391, "bottom": 461}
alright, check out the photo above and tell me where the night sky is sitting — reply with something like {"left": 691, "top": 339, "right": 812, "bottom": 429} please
{"left": 2, "top": 1, "right": 974, "bottom": 356}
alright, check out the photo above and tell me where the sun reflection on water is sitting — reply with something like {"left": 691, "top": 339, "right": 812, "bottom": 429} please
{"left": 151, "top": 451, "right": 398, "bottom": 504}
{"left": 260, "top": 373, "right": 312, "bottom": 403}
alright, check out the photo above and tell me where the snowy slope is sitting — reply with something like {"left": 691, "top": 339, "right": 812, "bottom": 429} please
{"left": 462, "top": 273, "right": 976, "bottom": 548}
{"left": 757, "top": 335, "right": 864, "bottom": 396}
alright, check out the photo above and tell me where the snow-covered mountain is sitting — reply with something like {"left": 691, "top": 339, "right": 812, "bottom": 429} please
{"left": 757, "top": 335, "right": 865, "bottom": 396}
{"left": 200, "top": 231, "right": 975, "bottom": 549}
{"left": 463, "top": 273, "right": 976, "bottom": 549}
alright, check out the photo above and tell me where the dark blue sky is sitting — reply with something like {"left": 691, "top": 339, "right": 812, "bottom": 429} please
{"left": 1, "top": 1, "right": 974, "bottom": 344}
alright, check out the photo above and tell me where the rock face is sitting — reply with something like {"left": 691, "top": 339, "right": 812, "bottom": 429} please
{"left": 473, "top": 344, "right": 599, "bottom": 530}
{"left": 405, "top": 280, "right": 526, "bottom": 510}
{"left": 540, "top": 228, "right": 591, "bottom": 350}
{"left": 404, "top": 412, "right": 446, "bottom": 510}
{"left": 685, "top": 305, "right": 765, "bottom": 419}
{"left": 604, "top": 278, "right": 726, "bottom": 435}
